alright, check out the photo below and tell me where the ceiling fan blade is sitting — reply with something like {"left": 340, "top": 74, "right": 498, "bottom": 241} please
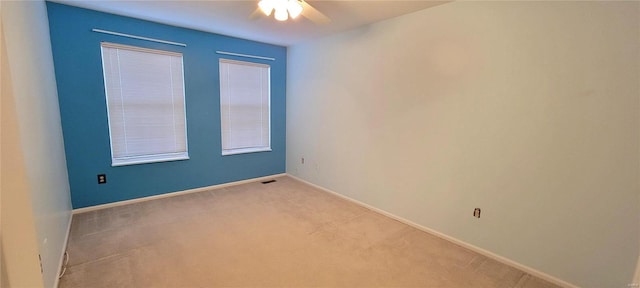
{"left": 248, "top": 7, "right": 263, "bottom": 20}
{"left": 300, "top": 1, "right": 331, "bottom": 24}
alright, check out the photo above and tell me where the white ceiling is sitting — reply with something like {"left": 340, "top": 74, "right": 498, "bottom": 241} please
{"left": 49, "top": 0, "right": 447, "bottom": 46}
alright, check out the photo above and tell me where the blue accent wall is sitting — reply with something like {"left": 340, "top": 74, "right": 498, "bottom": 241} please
{"left": 46, "top": 2, "right": 287, "bottom": 209}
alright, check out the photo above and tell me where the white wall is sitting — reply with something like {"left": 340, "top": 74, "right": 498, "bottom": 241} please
{"left": 1, "top": 14, "right": 44, "bottom": 287}
{"left": 287, "top": 2, "right": 639, "bottom": 287}
{"left": 1, "top": 1, "right": 73, "bottom": 287}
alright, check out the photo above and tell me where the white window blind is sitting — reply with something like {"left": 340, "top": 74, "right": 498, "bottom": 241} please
{"left": 219, "top": 59, "right": 271, "bottom": 155}
{"left": 101, "top": 43, "right": 188, "bottom": 166}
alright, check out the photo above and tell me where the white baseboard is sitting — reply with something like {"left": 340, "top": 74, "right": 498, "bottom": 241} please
{"left": 53, "top": 211, "right": 72, "bottom": 288}
{"left": 72, "top": 173, "right": 287, "bottom": 214}
{"left": 286, "top": 174, "right": 578, "bottom": 288}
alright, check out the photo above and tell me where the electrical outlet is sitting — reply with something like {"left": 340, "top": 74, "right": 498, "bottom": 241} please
{"left": 473, "top": 208, "right": 481, "bottom": 218}
{"left": 97, "top": 174, "right": 107, "bottom": 184}
{"left": 301, "top": 157, "right": 305, "bottom": 164}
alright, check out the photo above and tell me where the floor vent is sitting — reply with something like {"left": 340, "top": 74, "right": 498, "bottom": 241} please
{"left": 261, "top": 180, "right": 276, "bottom": 184}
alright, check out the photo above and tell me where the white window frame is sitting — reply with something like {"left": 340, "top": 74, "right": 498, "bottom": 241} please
{"left": 219, "top": 58, "right": 271, "bottom": 156}
{"left": 101, "top": 42, "right": 189, "bottom": 166}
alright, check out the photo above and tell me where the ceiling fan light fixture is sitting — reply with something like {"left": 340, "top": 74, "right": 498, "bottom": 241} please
{"left": 259, "top": 0, "right": 303, "bottom": 21}
{"left": 258, "top": 0, "right": 275, "bottom": 16}
{"left": 287, "top": 0, "right": 303, "bottom": 19}
{"left": 274, "top": 7, "right": 288, "bottom": 21}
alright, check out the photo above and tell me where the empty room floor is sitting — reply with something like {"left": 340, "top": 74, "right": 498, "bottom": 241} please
{"left": 60, "top": 176, "right": 559, "bottom": 288}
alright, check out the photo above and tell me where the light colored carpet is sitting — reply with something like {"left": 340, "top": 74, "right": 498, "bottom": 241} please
{"left": 61, "top": 176, "right": 560, "bottom": 288}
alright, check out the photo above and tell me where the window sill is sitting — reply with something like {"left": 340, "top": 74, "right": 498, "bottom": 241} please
{"left": 222, "top": 147, "right": 272, "bottom": 156}
{"left": 112, "top": 153, "right": 189, "bottom": 166}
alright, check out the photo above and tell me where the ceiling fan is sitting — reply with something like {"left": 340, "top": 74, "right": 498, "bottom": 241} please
{"left": 250, "top": 0, "right": 331, "bottom": 24}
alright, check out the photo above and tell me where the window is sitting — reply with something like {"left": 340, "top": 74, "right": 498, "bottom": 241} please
{"left": 101, "top": 43, "right": 188, "bottom": 166}
{"left": 219, "top": 59, "right": 271, "bottom": 155}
